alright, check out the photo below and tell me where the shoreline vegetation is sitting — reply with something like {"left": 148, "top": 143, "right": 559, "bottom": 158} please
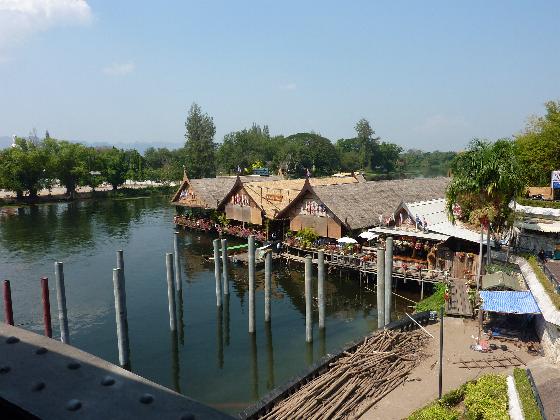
{"left": 0, "top": 184, "right": 175, "bottom": 207}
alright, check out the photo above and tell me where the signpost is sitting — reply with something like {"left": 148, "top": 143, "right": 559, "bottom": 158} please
{"left": 552, "top": 171, "right": 560, "bottom": 200}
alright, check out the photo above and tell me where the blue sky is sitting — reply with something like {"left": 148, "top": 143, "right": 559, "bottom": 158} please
{"left": 0, "top": 0, "right": 559, "bottom": 151}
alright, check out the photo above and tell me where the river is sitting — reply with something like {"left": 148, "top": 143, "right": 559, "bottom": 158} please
{"left": 0, "top": 196, "right": 420, "bottom": 414}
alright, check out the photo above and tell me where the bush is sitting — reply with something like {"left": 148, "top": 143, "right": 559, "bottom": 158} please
{"left": 415, "top": 282, "right": 446, "bottom": 313}
{"left": 295, "top": 227, "right": 319, "bottom": 248}
{"left": 408, "top": 402, "right": 459, "bottom": 420}
{"left": 513, "top": 368, "right": 542, "bottom": 420}
{"left": 518, "top": 197, "right": 560, "bottom": 210}
{"left": 464, "top": 374, "right": 508, "bottom": 420}
{"left": 440, "top": 383, "right": 468, "bottom": 407}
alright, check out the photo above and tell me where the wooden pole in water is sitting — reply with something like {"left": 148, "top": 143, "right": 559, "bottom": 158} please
{"left": 222, "top": 238, "right": 229, "bottom": 295}
{"left": 213, "top": 239, "right": 222, "bottom": 307}
{"left": 40, "top": 277, "right": 52, "bottom": 338}
{"left": 318, "top": 250, "right": 325, "bottom": 329}
{"left": 116, "top": 250, "right": 125, "bottom": 281}
{"left": 112, "top": 267, "right": 130, "bottom": 367}
{"left": 264, "top": 250, "right": 272, "bottom": 323}
{"left": 54, "top": 262, "right": 70, "bottom": 344}
{"left": 165, "top": 253, "right": 177, "bottom": 331}
{"left": 384, "top": 237, "right": 393, "bottom": 326}
{"left": 305, "top": 255, "right": 313, "bottom": 342}
{"left": 3, "top": 280, "right": 14, "bottom": 325}
{"left": 376, "top": 247, "right": 385, "bottom": 330}
{"left": 174, "top": 232, "right": 182, "bottom": 292}
{"left": 248, "top": 235, "right": 256, "bottom": 334}
{"left": 113, "top": 268, "right": 130, "bottom": 367}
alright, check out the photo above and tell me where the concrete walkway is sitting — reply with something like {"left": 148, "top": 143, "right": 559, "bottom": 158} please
{"left": 527, "top": 357, "right": 560, "bottom": 419}
{"left": 361, "top": 317, "right": 540, "bottom": 419}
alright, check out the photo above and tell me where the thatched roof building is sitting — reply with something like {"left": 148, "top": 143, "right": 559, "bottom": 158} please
{"left": 171, "top": 173, "right": 281, "bottom": 210}
{"left": 218, "top": 175, "right": 360, "bottom": 225}
{"left": 276, "top": 177, "right": 450, "bottom": 238}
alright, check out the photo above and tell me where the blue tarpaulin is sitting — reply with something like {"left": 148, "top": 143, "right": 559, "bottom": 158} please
{"left": 480, "top": 291, "right": 541, "bottom": 314}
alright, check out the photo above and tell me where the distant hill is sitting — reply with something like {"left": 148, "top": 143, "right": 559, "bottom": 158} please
{"left": 0, "top": 136, "right": 182, "bottom": 153}
{"left": 0, "top": 136, "right": 12, "bottom": 149}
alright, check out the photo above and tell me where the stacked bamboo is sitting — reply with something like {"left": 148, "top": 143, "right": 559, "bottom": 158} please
{"left": 260, "top": 329, "right": 430, "bottom": 419}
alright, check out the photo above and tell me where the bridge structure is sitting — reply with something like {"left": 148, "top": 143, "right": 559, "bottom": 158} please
{"left": 0, "top": 323, "right": 232, "bottom": 420}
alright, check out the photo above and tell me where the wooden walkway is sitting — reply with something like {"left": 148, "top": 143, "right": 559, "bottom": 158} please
{"left": 445, "top": 278, "right": 473, "bottom": 316}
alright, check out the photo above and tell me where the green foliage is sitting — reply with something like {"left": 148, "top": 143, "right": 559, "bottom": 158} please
{"left": 279, "top": 133, "right": 340, "bottom": 177}
{"left": 408, "top": 402, "right": 459, "bottom": 420}
{"left": 446, "top": 138, "right": 525, "bottom": 230}
{"left": 100, "top": 147, "right": 128, "bottom": 190}
{"left": 184, "top": 103, "right": 216, "bottom": 178}
{"left": 517, "top": 197, "right": 560, "bottom": 209}
{"left": 44, "top": 139, "right": 92, "bottom": 195}
{"left": 295, "top": 227, "right": 319, "bottom": 248}
{"left": 515, "top": 100, "right": 560, "bottom": 187}
{"left": 440, "top": 382, "right": 469, "bottom": 407}
{"left": 400, "top": 149, "right": 456, "bottom": 177}
{"left": 415, "top": 282, "right": 446, "bottom": 313}
{"left": 464, "top": 374, "right": 508, "bottom": 420}
{"left": 527, "top": 256, "right": 560, "bottom": 309}
{"left": 513, "top": 368, "right": 543, "bottom": 420}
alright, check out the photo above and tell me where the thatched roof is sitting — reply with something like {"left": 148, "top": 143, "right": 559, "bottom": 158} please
{"left": 224, "top": 176, "right": 359, "bottom": 219}
{"left": 172, "top": 175, "right": 281, "bottom": 209}
{"left": 278, "top": 177, "right": 450, "bottom": 230}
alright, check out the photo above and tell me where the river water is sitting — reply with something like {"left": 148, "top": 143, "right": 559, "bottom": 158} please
{"left": 0, "top": 196, "right": 419, "bottom": 414}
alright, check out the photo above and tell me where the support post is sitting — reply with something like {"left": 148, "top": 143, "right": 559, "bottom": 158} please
{"left": 116, "top": 250, "right": 125, "bottom": 281}
{"left": 222, "top": 238, "right": 229, "bottom": 295}
{"left": 264, "top": 250, "right": 272, "bottom": 323}
{"left": 213, "top": 239, "right": 222, "bottom": 307}
{"left": 305, "top": 255, "right": 313, "bottom": 343}
{"left": 384, "top": 237, "right": 393, "bottom": 326}
{"left": 248, "top": 235, "right": 256, "bottom": 333}
{"left": 174, "top": 232, "right": 182, "bottom": 292}
{"left": 376, "top": 247, "right": 385, "bottom": 329}
{"left": 40, "top": 277, "right": 52, "bottom": 338}
{"left": 54, "top": 262, "right": 70, "bottom": 344}
{"left": 3, "top": 280, "right": 14, "bottom": 325}
{"left": 486, "top": 227, "right": 491, "bottom": 266}
{"left": 166, "top": 253, "right": 177, "bottom": 331}
{"left": 112, "top": 267, "right": 130, "bottom": 368}
{"left": 477, "top": 225, "right": 483, "bottom": 292}
{"left": 439, "top": 305, "right": 444, "bottom": 399}
{"left": 318, "top": 250, "right": 325, "bottom": 329}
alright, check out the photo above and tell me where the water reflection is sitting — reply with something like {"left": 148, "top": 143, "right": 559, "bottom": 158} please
{"left": 264, "top": 322, "right": 274, "bottom": 390}
{"left": 223, "top": 294, "right": 230, "bottom": 346}
{"left": 217, "top": 306, "right": 224, "bottom": 369}
{"left": 171, "top": 330, "right": 181, "bottom": 393}
{"left": 250, "top": 333, "right": 258, "bottom": 400}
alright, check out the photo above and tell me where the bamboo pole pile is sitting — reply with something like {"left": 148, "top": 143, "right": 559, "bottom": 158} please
{"left": 260, "top": 329, "right": 430, "bottom": 419}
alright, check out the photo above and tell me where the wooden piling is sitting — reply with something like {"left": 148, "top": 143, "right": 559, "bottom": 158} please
{"left": 384, "top": 237, "right": 393, "bottom": 326}
{"left": 318, "top": 250, "right": 325, "bottom": 329}
{"left": 376, "top": 247, "right": 385, "bottom": 330}
{"left": 174, "top": 232, "right": 182, "bottom": 292}
{"left": 213, "top": 239, "right": 222, "bottom": 307}
{"left": 264, "top": 250, "right": 272, "bottom": 323}
{"left": 112, "top": 267, "right": 130, "bottom": 368}
{"left": 116, "top": 250, "right": 125, "bottom": 281}
{"left": 40, "top": 277, "right": 52, "bottom": 338}
{"left": 54, "top": 262, "right": 70, "bottom": 344}
{"left": 3, "top": 280, "right": 14, "bottom": 325}
{"left": 305, "top": 255, "right": 313, "bottom": 343}
{"left": 248, "top": 235, "right": 256, "bottom": 333}
{"left": 166, "top": 253, "right": 177, "bottom": 331}
{"left": 221, "top": 239, "right": 229, "bottom": 295}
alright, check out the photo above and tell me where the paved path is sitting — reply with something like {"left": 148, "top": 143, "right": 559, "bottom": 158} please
{"left": 546, "top": 260, "right": 560, "bottom": 281}
{"left": 361, "top": 317, "right": 540, "bottom": 419}
{"left": 527, "top": 357, "right": 560, "bottom": 420}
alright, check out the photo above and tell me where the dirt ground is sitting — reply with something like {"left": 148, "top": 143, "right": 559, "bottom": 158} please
{"left": 361, "top": 317, "right": 542, "bottom": 419}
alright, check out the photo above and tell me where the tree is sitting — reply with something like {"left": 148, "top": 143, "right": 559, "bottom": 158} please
{"left": 278, "top": 133, "right": 340, "bottom": 177}
{"left": 44, "top": 139, "right": 90, "bottom": 197}
{"left": 354, "top": 118, "right": 380, "bottom": 170}
{"left": 100, "top": 147, "right": 128, "bottom": 190}
{"left": 184, "top": 103, "right": 216, "bottom": 178}
{"left": 374, "top": 142, "right": 403, "bottom": 172}
{"left": 446, "top": 139, "right": 525, "bottom": 231}
{"left": 514, "top": 100, "right": 560, "bottom": 186}
{"left": 216, "top": 124, "right": 273, "bottom": 174}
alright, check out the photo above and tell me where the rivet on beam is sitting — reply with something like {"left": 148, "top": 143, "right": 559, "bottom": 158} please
{"left": 101, "top": 376, "right": 116, "bottom": 386}
{"left": 67, "top": 361, "right": 81, "bottom": 370}
{"left": 66, "top": 399, "right": 82, "bottom": 411}
{"left": 139, "top": 393, "right": 154, "bottom": 404}
{"left": 35, "top": 347, "right": 48, "bottom": 355}
{"left": 31, "top": 382, "right": 45, "bottom": 391}
{"left": 6, "top": 336, "right": 19, "bottom": 344}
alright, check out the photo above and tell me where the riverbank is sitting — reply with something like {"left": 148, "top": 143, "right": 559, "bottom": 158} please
{"left": 0, "top": 184, "right": 176, "bottom": 206}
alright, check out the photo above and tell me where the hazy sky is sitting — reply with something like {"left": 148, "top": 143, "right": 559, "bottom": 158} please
{"left": 1, "top": 1, "right": 559, "bottom": 151}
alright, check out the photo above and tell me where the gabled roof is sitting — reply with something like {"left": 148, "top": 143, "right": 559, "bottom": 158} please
{"left": 277, "top": 177, "right": 450, "bottom": 230}
{"left": 219, "top": 175, "right": 359, "bottom": 219}
{"left": 172, "top": 175, "right": 281, "bottom": 210}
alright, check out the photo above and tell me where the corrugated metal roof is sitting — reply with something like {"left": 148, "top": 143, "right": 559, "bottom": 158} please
{"left": 516, "top": 220, "right": 560, "bottom": 233}
{"left": 480, "top": 291, "right": 541, "bottom": 314}
{"left": 513, "top": 202, "right": 560, "bottom": 218}
{"left": 403, "top": 198, "right": 490, "bottom": 244}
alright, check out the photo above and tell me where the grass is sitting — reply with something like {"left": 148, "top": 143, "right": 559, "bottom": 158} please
{"left": 518, "top": 197, "right": 560, "bottom": 210}
{"left": 408, "top": 375, "right": 509, "bottom": 420}
{"left": 415, "top": 282, "right": 446, "bottom": 313}
{"left": 513, "top": 368, "right": 543, "bottom": 420}
{"left": 527, "top": 256, "right": 560, "bottom": 310}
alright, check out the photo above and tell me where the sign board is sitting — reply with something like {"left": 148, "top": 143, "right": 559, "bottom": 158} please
{"left": 253, "top": 168, "right": 270, "bottom": 176}
{"left": 552, "top": 171, "right": 560, "bottom": 189}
